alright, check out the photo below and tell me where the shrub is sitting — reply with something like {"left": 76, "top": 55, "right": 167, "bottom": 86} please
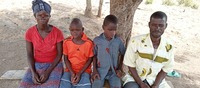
{"left": 177, "top": 0, "right": 185, "bottom": 5}
{"left": 191, "top": 3, "right": 199, "bottom": 9}
{"left": 162, "top": 0, "right": 175, "bottom": 6}
{"left": 183, "top": 0, "right": 193, "bottom": 7}
{"left": 177, "top": 0, "right": 199, "bottom": 9}
{"left": 145, "top": 0, "right": 153, "bottom": 4}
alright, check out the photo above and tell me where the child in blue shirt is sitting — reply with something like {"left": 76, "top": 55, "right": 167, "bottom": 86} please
{"left": 91, "top": 15, "right": 126, "bottom": 88}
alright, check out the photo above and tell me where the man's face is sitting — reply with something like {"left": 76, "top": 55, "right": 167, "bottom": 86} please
{"left": 149, "top": 17, "right": 167, "bottom": 38}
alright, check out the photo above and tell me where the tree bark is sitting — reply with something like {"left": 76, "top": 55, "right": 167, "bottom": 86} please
{"left": 110, "top": 0, "right": 142, "bottom": 44}
{"left": 110, "top": 0, "right": 142, "bottom": 79}
{"left": 97, "top": 0, "right": 104, "bottom": 17}
{"left": 85, "top": 0, "right": 93, "bottom": 18}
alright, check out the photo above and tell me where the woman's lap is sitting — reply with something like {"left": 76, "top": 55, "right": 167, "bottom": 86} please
{"left": 19, "top": 62, "right": 63, "bottom": 88}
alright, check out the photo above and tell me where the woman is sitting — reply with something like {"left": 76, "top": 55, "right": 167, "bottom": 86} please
{"left": 19, "top": 0, "right": 64, "bottom": 87}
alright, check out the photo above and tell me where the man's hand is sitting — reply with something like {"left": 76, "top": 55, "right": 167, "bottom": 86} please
{"left": 40, "top": 71, "right": 50, "bottom": 83}
{"left": 151, "top": 84, "right": 159, "bottom": 88}
{"left": 139, "top": 82, "right": 150, "bottom": 88}
{"left": 32, "top": 72, "right": 41, "bottom": 85}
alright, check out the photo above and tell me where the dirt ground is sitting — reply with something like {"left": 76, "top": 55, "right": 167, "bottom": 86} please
{"left": 0, "top": 0, "right": 200, "bottom": 88}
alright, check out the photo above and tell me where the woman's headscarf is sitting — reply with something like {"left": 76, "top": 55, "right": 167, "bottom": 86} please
{"left": 32, "top": 0, "right": 51, "bottom": 14}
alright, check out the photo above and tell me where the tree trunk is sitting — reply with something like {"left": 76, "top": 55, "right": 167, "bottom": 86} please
{"left": 110, "top": 0, "right": 142, "bottom": 79}
{"left": 110, "top": 0, "right": 142, "bottom": 44}
{"left": 97, "top": 0, "right": 104, "bottom": 17}
{"left": 84, "top": 0, "right": 93, "bottom": 18}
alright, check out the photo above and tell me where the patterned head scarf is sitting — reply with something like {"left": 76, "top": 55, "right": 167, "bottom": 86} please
{"left": 32, "top": 0, "right": 51, "bottom": 14}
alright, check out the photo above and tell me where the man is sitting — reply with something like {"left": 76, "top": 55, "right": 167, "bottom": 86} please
{"left": 123, "top": 11, "right": 174, "bottom": 88}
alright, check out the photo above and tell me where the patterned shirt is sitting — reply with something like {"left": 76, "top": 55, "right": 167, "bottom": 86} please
{"left": 123, "top": 33, "right": 174, "bottom": 86}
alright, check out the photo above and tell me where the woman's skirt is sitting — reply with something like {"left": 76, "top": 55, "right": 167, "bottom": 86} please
{"left": 19, "top": 62, "right": 63, "bottom": 88}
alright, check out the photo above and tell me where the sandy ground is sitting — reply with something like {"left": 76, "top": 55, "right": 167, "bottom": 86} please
{"left": 0, "top": 0, "right": 200, "bottom": 88}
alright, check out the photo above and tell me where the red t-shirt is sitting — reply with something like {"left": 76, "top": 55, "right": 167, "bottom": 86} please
{"left": 63, "top": 33, "right": 94, "bottom": 74}
{"left": 25, "top": 25, "right": 64, "bottom": 63}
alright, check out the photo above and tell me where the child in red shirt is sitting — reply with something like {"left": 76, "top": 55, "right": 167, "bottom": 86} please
{"left": 60, "top": 18, "right": 94, "bottom": 88}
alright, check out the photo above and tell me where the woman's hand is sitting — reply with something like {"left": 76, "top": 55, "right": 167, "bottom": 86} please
{"left": 39, "top": 71, "right": 50, "bottom": 83}
{"left": 32, "top": 72, "right": 41, "bottom": 84}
